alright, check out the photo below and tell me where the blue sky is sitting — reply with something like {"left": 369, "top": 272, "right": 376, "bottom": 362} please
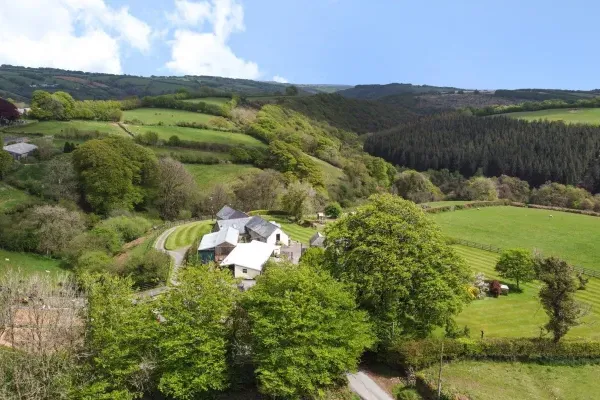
{"left": 2, "top": 0, "right": 600, "bottom": 89}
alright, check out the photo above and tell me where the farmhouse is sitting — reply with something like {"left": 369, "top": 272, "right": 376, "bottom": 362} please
{"left": 2, "top": 142, "right": 38, "bottom": 160}
{"left": 197, "top": 227, "right": 239, "bottom": 263}
{"left": 221, "top": 240, "right": 276, "bottom": 280}
{"left": 214, "top": 215, "right": 290, "bottom": 246}
{"left": 216, "top": 205, "right": 249, "bottom": 220}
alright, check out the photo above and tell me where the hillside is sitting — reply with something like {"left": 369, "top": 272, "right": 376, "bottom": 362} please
{"left": 0, "top": 65, "right": 340, "bottom": 102}
{"left": 338, "top": 83, "right": 464, "bottom": 99}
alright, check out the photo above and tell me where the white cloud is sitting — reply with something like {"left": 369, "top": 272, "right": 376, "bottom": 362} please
{"left": 165, "top": 0, "right": 262, "bottom": 79}
{"left": 273, "top": 75, "right": 288, "bottom": 83}
{"left": 0, "top": 0, "right": 152, "bottom": 74}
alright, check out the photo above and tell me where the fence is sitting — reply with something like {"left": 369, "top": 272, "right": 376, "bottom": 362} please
{"left": 453, "top": 238, "right": 600, "bottom": 279}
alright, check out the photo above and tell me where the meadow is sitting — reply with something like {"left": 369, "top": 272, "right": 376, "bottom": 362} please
{"left": 505, "top": 107, "right": 600, "bottom": 125}
{"left": 4, "top": 120, "right": 126, "bottom": 135}
{"left": 0, "top": 183, "right": 33, "bottom": 212}
{"left": 432, "top": 206, "right": 600, "bottom": 270}
{"left": 165, "top": 220, "right": 213, "bottom": 250}
{"left": 424, "top": 200, "right": 471, "bottom": 208}
{"left": 151, "top": 147, "right": 232, "bottom": 161}
{"left": 185, "top": 164, "right": 261, "bottom": 191}
{"left": 122, "top": 108, "right": 217, "bottom": 126}
{"left": 0, "top": 249, "right": 64, "bottom": 276}
{"left": 127, "top": 125, "right": 265, "bottom": 147}
{"left": 183, "top": 97, "right": 230, "bottom": 106}
{"left": 421, "top": 361, "right": 600, "bottom": 400}
{"left": 453, "top": 245, "right": 600, "bottom": 340}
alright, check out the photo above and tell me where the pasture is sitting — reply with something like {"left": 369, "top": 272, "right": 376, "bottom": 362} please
{"left": 185, "top": 164, "right": 261, "bottom": 191}
{"left": 183, "top": 97, "right": 230, "bottom": 106}
{"left": 258, "top": 215, "right": 318, "bottom": 244}
{"left": 0, "top": 183, "right": 33, "bottom": 212}
{"left": 0, "top": 249, "right": 64, "bottom": 276}
{"left": 424, "top": 200, "right": 471, "bottom": 208}
{"left": 165, "top": 220, "right": 213, "bottom": 250}
{"left": 421, "top": 361, "right": 600, "bottom": 400}
{"left": 122, "top": 108, "right": 216, "bottom": 126}
{"left": 432, "top": 206, "right": 600, "bottom": 270}
{"left": 151, "top": 147, "right": 232, "bottom": 161}
{"left": 505, "top": 107, "right": 600, "bottom": 125}
{"left": 127, "top": 125, "right": 265, "bottom": 147}
{"left": 3, "top": 120, "right": 126, "bottom": 136}
{"left": 453, "top": 245, "right": 600, "bottom": 340}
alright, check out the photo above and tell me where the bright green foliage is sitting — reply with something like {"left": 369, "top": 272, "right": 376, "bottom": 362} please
{"left": 0, "top": 150, "right": 13, "bottom": 179}
{"left": 123, "top": 249, "right": 171, "bottom": 288}
{"left": 538, "top": 257, "right": 584, "bottom": 342}
{"left": 89, "top": 226, "right": 123, "bottom": 254}
{"left": 83, "top": 274, "right": 157, "bottom": 399}
{"left": 323, "top": 194, "right": 471, "bottom": 341}
{"left": 267, "top": 140, "right": 324, "bottom": 188}
{"left": 324, "top": 202, "right": 342, "bottom": 218}
{"left": 243, "top": 263, "right": 375, "bottom": 399}
{"left": 157, "top": 266, "right": 238, "bottom": 399}
{"left": 495, "top": 248, "right": 535, "bottom": 289}
{"left": 98, "top": 216, "right": 152, "bottom": 243}
{"left": 465, "top": 176, "right": 498, "bottom": 201}
{"left": 77, "top": 251, "right": 115, "bottom": 274}
{"left": 281, "top": 181, "right": 315, "bottom": 220}
{"left": 394, "top": 170, "right": 442, "bottom": 203}
{"left": 29, "top": 90, "right": 122, "bottom": 121}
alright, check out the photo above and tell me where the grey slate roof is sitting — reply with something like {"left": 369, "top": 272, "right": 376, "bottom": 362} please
{"left": 198, "top": 227, "right": 239, "bottom": 251}
{"left": 216, "top": 205, "right": 249, "bottom": 220}
{"left": 246, "top": 216, "right": 278, "bottom": 238}
{"left": 3, "top": 142, "right": 37, "bottom": 155}
{"left": 216, "top": 217, "right": 252, "bottom": 234}
{"left": 309, "top": 232, "right": 325, "bottom": 247}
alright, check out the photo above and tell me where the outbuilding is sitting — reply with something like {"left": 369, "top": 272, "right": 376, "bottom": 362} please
{"left": 221, "top": 240, "right": 275, "bottom": 280}
{"left": 3, "top": 142, "right": 37, "bottom": 160}
{"left": 198, "top": 227, "right": 239, "bottom": 263}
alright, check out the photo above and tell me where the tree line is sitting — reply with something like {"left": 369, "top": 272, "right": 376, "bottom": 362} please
{"left": 28, "top": 90, "right": 123, "bottom": 121}
{"left": 471, "top": 96, "right": 600, "bottom": 117}
{"left": 365, "top": 114, "right": 600, "bottom": 191}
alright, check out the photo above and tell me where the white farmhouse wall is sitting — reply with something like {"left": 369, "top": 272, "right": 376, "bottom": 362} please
{"left": 234, "top": 265, "right": 262, "bottom": 280}
{"left": 266, "top": 229, "right": 289, "bottom": 246}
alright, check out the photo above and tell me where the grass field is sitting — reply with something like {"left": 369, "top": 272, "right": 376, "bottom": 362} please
{"left": 185, "top": 164, "right": 261, "bottom": 191}
{"left": 4, "top": 120, "right": 126, "bottom": 135}
{"left": 309, "top": 156, "right": 346, "bottom": 187}
{"left": 421, "top": 361, "right": 600, "bottom": 400}
{"left": 505, "top": 108, "right": 600, "bottom": 125}
{"left": 453, "top": 245, "right": 600, "bottom": 340}
{"left": 127, "top": 125, "right": 265, "bottom": 147}
{"left": 122, "top": 108, "right": 216, "bottom": 126}
{"left": 0, "top": 183, "right": 33, "bottom": 212}
{"left": 165, "top": 220, "right": 213, "bottom": 250}
{"left": 0, "top": 249, "right": 65, "bottom": 276}
{"left": 424, "top": 200, "right": 471, "bottom": 208}
{"left": 151, "top": 147, "right": 232, "bottom": 161}
{"left": 183, "top": 97, "right": 230, "bottom": 106}
{"left": 432, "top": 206, "right": 600, "bottom": 270}
{"left": 258, "top": 215, "right": 318, "bottom": 244}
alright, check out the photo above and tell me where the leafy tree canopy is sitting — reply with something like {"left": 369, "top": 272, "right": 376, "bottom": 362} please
{"left": 495, "top": 248, "right": 535, "bottom": 289}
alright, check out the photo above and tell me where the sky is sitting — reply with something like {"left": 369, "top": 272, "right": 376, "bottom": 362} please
{"left": 1, "top": 0, "right": 600, "bottom": 89}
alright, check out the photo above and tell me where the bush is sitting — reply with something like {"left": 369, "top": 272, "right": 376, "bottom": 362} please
{"left": 396, "top": 388, "right": 420, "bottom": 400}
{"left": 89, "top": 226, "right": 123, "bottom": 255}
{"left": 98, "top": 216, "right": 152, "bottom": 243}
{"left": 76, "top": 251, "right": 115, "bottom": 274}
{"left": 122, "top": 249, "right": 170, "bottom": 288}
{"left": 324, "top": 202, "right": 342, "bottom": 218}
{"left": 489, "top": 280, "right": 502, "bottom": 297}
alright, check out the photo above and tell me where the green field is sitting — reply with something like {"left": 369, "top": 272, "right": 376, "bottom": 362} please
{"left": 309, "top": 156, "right": 346, "bottom": 187}
{"left": 453, "top": 245, "right": 600, "bottom": 340}
{"left": 127, "top": 125, "right": 265, "bottom": 147}
{"left": 185, "top": 164, "right": 261, "bottom": 191}
{"left": 421, "top": 361, "right": 600, "bottom": 400}
{"left": 4, "top": 120, "right": 126, "bottom": 135}
{"left": 432, "top": 206, "right": 600, "bottom": 270}
{"left": 0, "top": 183, "right": 33, "bottom": 212}
{"left": 424, "top": 200, "right": 471, "bottom": 208}
{"left": 122, "top": 108, "right": 216, "bottom": 125}
{"left": 165, "top": 220, "right": 213, "bottom": 250}
{"left": 258, "top": 215, "right": 319, "bottom": 244}
{"left": 183, "top": 97, "right": 230, "bottom": 106}
{"left": 505, "top": 108, "right": 600, "bottom": 125}
{"left": 151, "top": 147, "right": 232, "bottom": 161}
{"left": 0, "top": 249, "right": 65, "bottom": 276}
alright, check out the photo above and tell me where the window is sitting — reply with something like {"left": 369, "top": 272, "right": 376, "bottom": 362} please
{"left": 242, "top": 268, "right": 248, "bottom": 274}
{"left": 276, "top": 233, "right": 281, "bottom": 242}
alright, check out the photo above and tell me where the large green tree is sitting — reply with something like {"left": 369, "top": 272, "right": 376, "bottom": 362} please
{"left": 157, "top": 266, "right": 238, "bottom": 399}
{"left": 538, "top": 257, "right": 585, "bottom": 342}
{"left": 243, "top": 262, "right": 374, "bottom": 399}
{"left": 322, "top": 194, "right": 471, "bottom": 341}
{"left": 495, "top": 248, "right": 535, "bottom": 289}
{"left": 393, "top": 169, "right": 442, "bottom": 203}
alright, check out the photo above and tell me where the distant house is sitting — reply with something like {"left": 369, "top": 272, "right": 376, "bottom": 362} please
{"left": 216, "top": 205, "right": 249, "bottom": 220}
{"left": 221, "top": 240, "right": 276, "bottom": 279}
{"left": 309, "top": 232, "right": 325, "bottom": 248}
{"left": 198, "top": 227, "right": 239, "bottom": 263}
{"left": 3, "top": 143, "right": 38, "bottom": 160}
{"left": 214, "top": 215, "right": 290, "bottom": 246}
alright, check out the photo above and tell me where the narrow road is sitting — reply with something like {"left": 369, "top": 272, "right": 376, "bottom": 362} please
{"left": 347, "top": 372, "right": 394, "bottom": 400}
{"left": 154, "top": 226, "right": 190, "bottom": 285}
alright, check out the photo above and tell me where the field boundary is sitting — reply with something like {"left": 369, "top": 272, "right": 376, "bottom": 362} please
{"left": 453, "top": 238, "right": 600, "bottom": 278}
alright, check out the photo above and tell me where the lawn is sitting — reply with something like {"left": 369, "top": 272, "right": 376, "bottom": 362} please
{"left": 183, "top": 97, "right": 230, "bottom": 106}
{"left": 165, "top": 220, "right": 213, "bottom": 250}
{"left": 122, "top": 108, "right": 217, "bottom": 125}
{"left": 504, "top": 107, "right": 600, "bottom": 125}
{"left": 258, "top": 215, "right": 319, "bottom": 244}
{"left": 0, "top": 249, "right": 65, "bottom": 276}
{"left": 421, "top": 361, "right": 600, "bottom": 400}
{"left": 0, "top": 183, "right": 33, "bottom": 212}
{"left": 453, "top": 245, "right": 600, "bottom": 340}
{"left": 3, "top": 120, "right": 126, "bottom": 136}
{"left": 127, "top": 125, "right": 265, "bottom": 147}
{"left": 432, "top": 206, "right": 600, "bottom": 270}
{"left": 185, "top": 164, "right": 261, "bottom": 191}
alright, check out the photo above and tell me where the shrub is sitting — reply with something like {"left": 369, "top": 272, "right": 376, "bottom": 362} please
{"left": 396, "top": 388, "right": 420, "bottom": 400}
{"left": 489, "top": 280, "right": 502, "bottom": 297}
{"left": 89, "top": 226, "right": 123, "bottom": 255}
{"left": 98, "top": 216, "right": 152, "bottom": 243}
{"left": 324, "top": 202, "right": 342, "bottom": 218}
{"left": 122, "top": 249, "right": 170, "bottom": 288}
{"left": 76, "top": 251, "right": 115, "bottom": 274}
